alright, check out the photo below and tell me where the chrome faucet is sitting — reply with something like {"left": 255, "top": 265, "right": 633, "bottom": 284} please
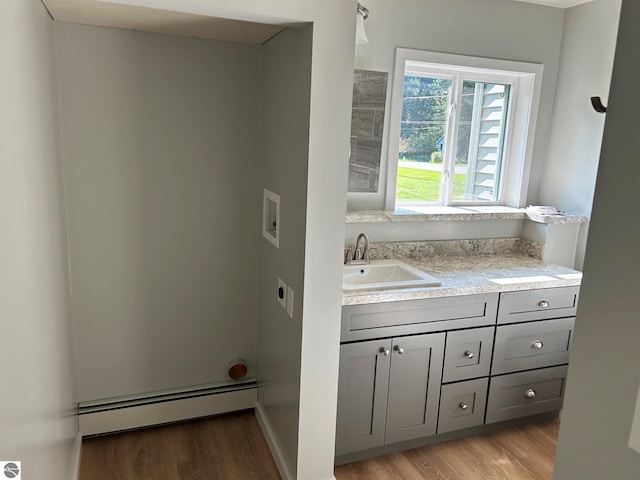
{"left": 345, "top": 232, "right": 370, "bottom": 265}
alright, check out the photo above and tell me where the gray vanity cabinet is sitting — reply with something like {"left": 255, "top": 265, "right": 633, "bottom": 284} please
{"left": 337, "top": 286, "right": 579, "bottom": 459}
{"left": 335, "top": 339, "right": 391, "bottom": 456}
{"left": 484, "top": 287, "right": 577, "bottom": 425}
{"left": 335, "top": 333, "right": 445, "bottom": 455}
{"left": 385, "top": 333, "right": 445, "bottom": 444}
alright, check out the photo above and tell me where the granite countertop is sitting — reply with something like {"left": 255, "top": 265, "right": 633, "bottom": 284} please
{"left": 342, "top": 253, "right": 582, "bottom": 306}
{"left": 345, "top": 207, "right": 588, "bottom": 225}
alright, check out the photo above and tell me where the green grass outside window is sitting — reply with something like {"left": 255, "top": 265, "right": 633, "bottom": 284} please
{"left": 396, "top": 166, "right": 466, "bottom": 202}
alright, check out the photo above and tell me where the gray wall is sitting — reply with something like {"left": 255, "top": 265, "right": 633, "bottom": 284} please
{"left": 233, "top": 2, "right": 355, "bottom": 477}
{"left": 554, "top": 1, "right": 640, "bottom": 478}
{"left": 538, "top": 0, "right": 621, "bottom": 270}
{"left": 0, "top": 1, "right": 78, "bottom": 478}
{"left": 257, "top": 25, "right": 313, "bottom": 477}
{"left": 56, "top": 23, "right": 261, "bottom": 402}
{"left": 349, "top": 0, "right": 564, "bottom": 212}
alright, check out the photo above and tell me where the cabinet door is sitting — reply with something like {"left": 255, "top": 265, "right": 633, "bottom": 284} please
{"left": 335, "top": 339, "right": 392, "bottom": 456}
{"left": 442, "top": 327, "right": 494, "bottom": 383}
{"left": 438, "top": 378, "right": 489, "bottom": 434}
{"left": 385, "top": 332, "right": 445, "bottom": 444}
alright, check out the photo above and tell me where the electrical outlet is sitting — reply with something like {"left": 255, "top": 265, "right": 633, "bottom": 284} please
{"left": 277, "top": 278, "right": 286, "bottom": 308}
{"left": 286, "top": 286, "right": 294, "bottom": 318}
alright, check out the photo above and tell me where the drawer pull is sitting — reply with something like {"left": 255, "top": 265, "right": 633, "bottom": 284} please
{"left": 537, "top": 300, "right": 550, "bottom": 308}
{"left": 463, "top": 350, "right": 475, "bottom": 359}
{"left": 394, "top": 345, "right": 405, "bottom": 355}
{"left": 379, "top": 347, "right": 390, "bottom": 356}
{"left": 458, "top": 403, "right": 469, "bottom": 410}
{"left": 531, "top": 340, "right": 544, "bottom": 349}
{"left": 525, "top": 388, "right": 537, "bottom": 399}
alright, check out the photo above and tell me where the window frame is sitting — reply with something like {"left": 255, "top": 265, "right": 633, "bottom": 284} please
{"left": 385, "top": 49, "right": 543, "bottom": 210}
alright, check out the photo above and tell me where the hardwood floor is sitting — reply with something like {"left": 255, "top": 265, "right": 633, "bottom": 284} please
{"left": 334, "top": 418, "right": 560, "bottom": 480}
{"left": 79, "top": 411, "right": 559, "bottom": 480}
{"left": 79, "top": 411, "right": 280, "bottom": 480}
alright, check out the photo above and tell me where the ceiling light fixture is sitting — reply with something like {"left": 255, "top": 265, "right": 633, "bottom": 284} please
{"left": 356, "top": 3, "right": 369, "bottom": 45}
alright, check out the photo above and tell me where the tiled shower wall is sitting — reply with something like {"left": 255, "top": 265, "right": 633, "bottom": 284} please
{"left": 348, "top": 69, "right": 388, "bottom": 192}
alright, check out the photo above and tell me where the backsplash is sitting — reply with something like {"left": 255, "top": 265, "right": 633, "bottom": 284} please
{"left": 351, "top": 238, "right": 543, "bottom": 260}
{"left": 348, "top": 69, "right": 388, "bottom": 193}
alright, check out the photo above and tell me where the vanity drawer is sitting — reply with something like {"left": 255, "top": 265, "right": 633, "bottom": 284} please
{"left": 437, "top": 378, "right": 488, "bottom": 434}
{"left": 341, "top": 293, "right": 498, "bottom": 342}
{"left": 485, "top": 365, "right": 568, "bottom": 424}
{"left": 497, "top": 286, "right": 579, "bottom": 324}
{"left": 492, "top": 317, "right": 574, "bottom": 375}
{"left": 442, "top": 327, "right": 494, "bottom": 383}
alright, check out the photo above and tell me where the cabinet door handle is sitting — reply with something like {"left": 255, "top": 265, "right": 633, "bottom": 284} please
{"left": 537, "top": 300, "right": 550, "bottom": 308}
{"left": 525, "top": 388, "right": 537, "bottom": 399}
{"left": 379, "top": 347, "right": 390, "bottom": 356}
{"left": 458, "top": 402, "right": 469, "bottom": 410}
{"left": 394, "top": 345, "right": 405, "bottom": 355}
{"left": 463, "top": 350, "right": 474, "bottom": 359}
{"left": 531, "top": 340, "right": 544, "bottom": 349}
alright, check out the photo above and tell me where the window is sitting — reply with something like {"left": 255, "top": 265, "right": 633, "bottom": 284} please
{"left": 386, "top": 49, "right": 543, "bottom": 209}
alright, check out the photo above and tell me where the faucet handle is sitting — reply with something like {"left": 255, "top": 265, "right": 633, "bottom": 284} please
{"left": 344, "top": 247, "right": 353, "bottom": 265}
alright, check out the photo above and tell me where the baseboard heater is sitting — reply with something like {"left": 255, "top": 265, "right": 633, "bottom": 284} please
{"left": 78, "top": 379, "right": 257, "bottom": 436}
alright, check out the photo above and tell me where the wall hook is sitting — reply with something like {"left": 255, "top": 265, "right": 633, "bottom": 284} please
{"left": 591, "top": 96, "right": 607, "bottom": 113}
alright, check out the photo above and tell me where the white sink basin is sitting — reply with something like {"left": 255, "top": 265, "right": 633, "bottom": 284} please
{"left": 343, "top": 259, "right": 442, "bottom": 292}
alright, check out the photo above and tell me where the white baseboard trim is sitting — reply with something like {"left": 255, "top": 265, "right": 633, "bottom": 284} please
{"left": 70, "top": 432, "right": 82, "bottom": 480}
{"left": 255, "top": 401, "right": 295, "bottom": 480}
{"left": 79, "top": 384, "right": 256, "bottom": 436}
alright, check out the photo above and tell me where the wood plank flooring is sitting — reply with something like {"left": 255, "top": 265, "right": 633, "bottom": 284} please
{"left": 79, "top": 411, "right": 559, "bottom": 480}
{"left": 334, "top": 417, "right": 560, "bottom": 480}
{"left": 79, "top": 411, "right": 280, "bottom": 480}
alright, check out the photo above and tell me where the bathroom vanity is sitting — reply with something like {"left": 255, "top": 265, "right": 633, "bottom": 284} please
{"left": 336, "top": 250, "right": 581, "bottom": 463}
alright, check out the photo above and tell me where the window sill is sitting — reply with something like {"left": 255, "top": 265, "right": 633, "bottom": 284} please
{"left": 346, "top": 206, "right": 587, "bottom": 225}
{"left": 524, "top": 211, "right": 587, "bottom": 225}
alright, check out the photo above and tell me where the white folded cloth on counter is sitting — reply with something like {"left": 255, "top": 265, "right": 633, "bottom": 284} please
{"left": 526, "top": 205, "right": 565, "bottom": 216}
